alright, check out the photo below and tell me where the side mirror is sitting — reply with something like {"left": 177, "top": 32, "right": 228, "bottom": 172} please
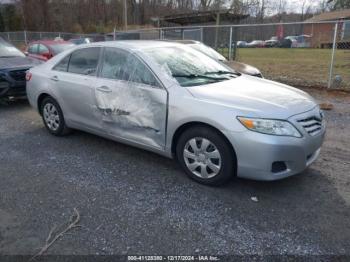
{"left": 24, "top": 51, "right": 29, "bottom": 56}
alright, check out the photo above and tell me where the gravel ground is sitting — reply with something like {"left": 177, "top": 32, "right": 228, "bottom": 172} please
{"left": 0, "top": 88, "right": 349, "bottom": 257}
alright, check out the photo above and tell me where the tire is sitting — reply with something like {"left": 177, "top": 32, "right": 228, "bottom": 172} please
{"left": 40, "top": 96, "right": 71, "bottom": 136}
{"left": 176, "top": 126, "right": 236, "bottom": 186}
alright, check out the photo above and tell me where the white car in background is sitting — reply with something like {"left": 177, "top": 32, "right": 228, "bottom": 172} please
{"left": 285, "top": 35, "right": 311, "bottom": 48}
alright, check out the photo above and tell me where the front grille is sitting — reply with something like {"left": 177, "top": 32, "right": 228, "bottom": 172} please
{"left": 297, "top": 116, "right": 323, "bottom": 136}
{"left": 9, "top": 69, "right": 27, "bottom": 81}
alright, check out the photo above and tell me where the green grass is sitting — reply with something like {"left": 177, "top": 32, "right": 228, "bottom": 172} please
{"left": 225, "top": 48, "right": 350, "bottom": 88}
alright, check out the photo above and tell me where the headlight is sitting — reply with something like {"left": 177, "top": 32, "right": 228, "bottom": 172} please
{"left": 237, "top": 117, "right": 302, "bottom": 138}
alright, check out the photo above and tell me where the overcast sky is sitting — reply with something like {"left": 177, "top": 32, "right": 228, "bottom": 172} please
{"left": 288, "top": 0, "right": 321, "bottom": 12}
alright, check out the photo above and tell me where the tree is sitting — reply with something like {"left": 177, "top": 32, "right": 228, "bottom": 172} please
{"left": 2, "top": 4, "right": 22, "bottom": 31}
{"left": 200, "top": 0, "right": 213, "bottom": 10}
{"left": 327, "top": 0, "right": 350, "bottom": 10}
{"left": 0, "top": 9, "right": 5, "bottom": 32}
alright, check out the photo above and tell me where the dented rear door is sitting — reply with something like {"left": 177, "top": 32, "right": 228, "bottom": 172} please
{"left": 93, "top": 47, "right": 168, "bottom": 150}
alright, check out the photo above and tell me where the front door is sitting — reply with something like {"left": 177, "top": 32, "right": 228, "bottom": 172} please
{"left": 94, "top": 47, "right": 168, "bottom": 149}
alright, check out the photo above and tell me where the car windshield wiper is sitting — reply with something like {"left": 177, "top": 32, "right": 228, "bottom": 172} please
{"left": 205, "top": 70, "right": 241, "bottom": 76}
{"left": 172, "top": 73, "right": 228, "bottom": 80}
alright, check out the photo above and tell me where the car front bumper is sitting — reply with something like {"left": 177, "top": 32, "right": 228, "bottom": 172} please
{"left": 224, "top": 128, "right": 325, "bottom": 181}
{"left": 223, "top": 106, "right": 326, "bottom": 181}
{"left": 3, "top": 84, "right": 26, "bottom": 97}
{"left": 0, "top": 75, "right": 26, "bottom": 98}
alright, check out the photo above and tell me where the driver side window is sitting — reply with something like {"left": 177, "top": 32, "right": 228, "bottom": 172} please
{"left": 28, "top": 44, "right": 39, "bottom": 54}
{"left": 100, "top": 47, "right": 160, "bottom": 88}
{"left": 38, "top": 44, "right": 49, "bottom": 54}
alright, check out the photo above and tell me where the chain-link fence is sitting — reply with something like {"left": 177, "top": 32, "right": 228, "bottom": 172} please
{"left": 1, "top": 20, "right": 349, "bottom": 89}
{"left": 0, "top": 31, "right": 102, "bottom": 48}
{"left": 119, "top": 21, "right": 350, "bottom": 89}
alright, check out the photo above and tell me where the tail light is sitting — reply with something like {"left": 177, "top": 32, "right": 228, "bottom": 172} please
{"left": 25, "top": 72, "right": 32, "bottom": 81}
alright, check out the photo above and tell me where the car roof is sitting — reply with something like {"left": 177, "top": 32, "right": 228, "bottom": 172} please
{"left": 29, "top": 40, "right": 72, "bottom": 45}
{"left": 86, "top": 40, "right": 189, "bottom": 51}
{"left": 160, "top": 39, "right": 199, "bottom": 45}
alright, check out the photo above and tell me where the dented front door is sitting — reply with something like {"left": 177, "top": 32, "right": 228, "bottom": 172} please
{"left": 93, "top": 47, "right": 168, "bottom": 149}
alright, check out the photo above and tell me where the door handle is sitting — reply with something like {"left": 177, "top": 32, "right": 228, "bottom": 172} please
{"left": 50, "top": 76, "right": 59, "bottom": 82}
{"left": 96, "top": 86, "right": 112, "bottom": 93}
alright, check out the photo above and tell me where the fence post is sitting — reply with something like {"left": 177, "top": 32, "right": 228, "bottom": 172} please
{"left": 328, "top": 22, "right": 338, "bottom": 89}
{"left": 228, "top": 27, "right": 233, "bottom": 61}
{"left": 113, "top": 28, "right": 116, "bottom": 40}
{"left": 24, "top": 30, "right": 27, "bottom": 45}
{"left": 7, "top": 32, "right": 10, "bottom": 41}
{"left": 159, "top": 29, "right": 163, "bottom": 40}
{"left": 232, "top": 27, "right": 238, "bottom": 60}
{"left": 200, "top": 27, "right": 203, "bottom": 42}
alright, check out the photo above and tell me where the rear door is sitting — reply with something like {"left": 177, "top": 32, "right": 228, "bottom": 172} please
{"left": 50, "top": 47, "right": 102, "bottom": 131}
{"left": 94, "top": 47, "right": 168, "bottom": 149}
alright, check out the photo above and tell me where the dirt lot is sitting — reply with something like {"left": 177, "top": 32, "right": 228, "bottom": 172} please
{"left": 0, "top": 88, "right": 349, "bottom": 258}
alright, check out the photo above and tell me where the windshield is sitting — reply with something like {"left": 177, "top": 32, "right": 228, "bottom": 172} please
{"left": 189, "top": 43, "right": 227, "bottom": 62}
{"left": 50, "top": 43, "right": 75, "bottom": 55}
{"left": 145, "top": 46, "right": 236, "bottom": 87}
{"left": 0, "top": 38, "right": 25, "bottom": 58}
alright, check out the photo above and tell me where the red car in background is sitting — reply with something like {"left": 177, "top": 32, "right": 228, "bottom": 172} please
{"left": 25, "top": 40, "right": 75, "bottom": 61}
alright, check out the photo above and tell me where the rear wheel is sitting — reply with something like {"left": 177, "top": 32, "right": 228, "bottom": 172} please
{"left": 41, "top": 96, "right": 70, "bottom": 136}
{"left": 176, "top": 126, "right": 236, "bottom": 186}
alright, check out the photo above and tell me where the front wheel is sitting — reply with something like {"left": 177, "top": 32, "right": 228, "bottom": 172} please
{"left": 176, "top": 126, "right": 236, "bottom": 186}
{"left": 41, "top": 96, "right": 71, "bottom": 136}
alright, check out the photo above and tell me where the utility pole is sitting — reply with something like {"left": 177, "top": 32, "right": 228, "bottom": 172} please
{"left": 124, "top": 0, "right": 128, "bottom": 31}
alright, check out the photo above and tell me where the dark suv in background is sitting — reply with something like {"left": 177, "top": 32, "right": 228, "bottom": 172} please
{"left": 0, "top": 37, "right": 41, "bottom": 98}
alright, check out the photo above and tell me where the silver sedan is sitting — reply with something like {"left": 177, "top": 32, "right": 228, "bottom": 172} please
{"left": 26, "top": 41, "right": 325, "bottom": 185}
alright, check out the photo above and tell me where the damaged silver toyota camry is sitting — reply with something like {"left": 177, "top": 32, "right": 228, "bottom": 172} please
{"left": 26, "top": 41, "right": 325, "bottom": 185}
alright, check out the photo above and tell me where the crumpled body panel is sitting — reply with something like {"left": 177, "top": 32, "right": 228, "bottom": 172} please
{"left": 94, "top": 79, "right": 168, "bottom": 149}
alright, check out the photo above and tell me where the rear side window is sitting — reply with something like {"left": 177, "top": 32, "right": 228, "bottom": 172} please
{"left": 67, "top": 47, "right": 101, "bottom": 76}
{"left": 53, "top": 55, "right": 71, "bottom": 72}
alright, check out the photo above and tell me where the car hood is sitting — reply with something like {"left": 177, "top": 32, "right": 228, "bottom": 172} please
{"left": 0, "top": 56, "right": 42, "bottom": 71}
{"left": 185, "top": 75, "right": 317, "bottom": 119}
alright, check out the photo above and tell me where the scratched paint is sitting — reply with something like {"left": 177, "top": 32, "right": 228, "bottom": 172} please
{"left": 95, "top": 83, "right": 164, "bottom": 132}
{"left": 93, "top": 51, "right": 168, "bottom": 149}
